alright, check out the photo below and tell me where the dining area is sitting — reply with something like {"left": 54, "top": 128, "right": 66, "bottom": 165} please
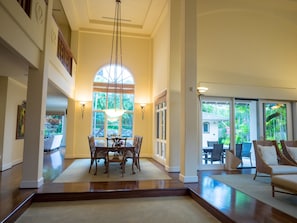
{"left": 88, "top": 135, "right": 143, "bottom": 177}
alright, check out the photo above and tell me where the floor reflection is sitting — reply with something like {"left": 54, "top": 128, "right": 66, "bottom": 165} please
{"left": 199, "top": 174, "right": 257, "bottom": 217}
{"left": 43, "top": 148, "right": 65, "bottom": 182}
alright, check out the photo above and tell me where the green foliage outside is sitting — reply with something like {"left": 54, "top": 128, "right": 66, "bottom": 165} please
{"left": 202, "top": 101, "right": 288, "bottom": 144}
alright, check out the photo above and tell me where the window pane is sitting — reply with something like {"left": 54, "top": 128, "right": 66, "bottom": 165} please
{"left": 94, "top": 65, "right": 134, "bottom": 84}
{"left": 44, "top": 115, "right": 63, "bottom": 137}
{"left": 203, "top": 122, "right": 210, "bottom": 133}
{"left": 123, "top": 94, "right": 134, "bottom": 111}
{"left": 93, "top": 92, "right": 107, "bottom": 110}
{"left": 107, "top": 119, "right": 119, "bottom": 136}
{"left": 235, "top": 102, "right": 250, "bottom": 143}
{"left": 107, "top": 93, "right": 122, "bottom": 109}
{"left": 122, "top": 113, "right": 133, "bottom": 137}
{"left": 156, "top": 110, "right": 160, "bottom": 138}
{"left": 264, "top": 103, "right": 287, "bottom": 141}
{"left": 92, "top": 112, "right": 105, "bottom": 137}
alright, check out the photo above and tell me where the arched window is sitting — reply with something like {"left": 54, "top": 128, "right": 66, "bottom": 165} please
{"left": 92, "top": 65, "right": 135, "bottom": 140}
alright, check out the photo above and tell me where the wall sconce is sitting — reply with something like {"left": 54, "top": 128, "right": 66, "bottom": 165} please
{"left": 197, "top": 86, "right": 208, "bottom": 95}
{"left": 140, "top": 103, "right": 146, "bottom": 120}
{"left": 80, "top": 101, "right": 86, "bottom": 119}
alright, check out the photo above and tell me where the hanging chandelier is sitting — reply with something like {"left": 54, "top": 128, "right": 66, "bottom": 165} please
{"left": 104, "top": 0, "right": 125, "bottom": 120}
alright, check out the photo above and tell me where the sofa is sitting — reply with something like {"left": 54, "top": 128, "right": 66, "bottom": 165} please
{"left": 44, "top": 134, "right": 63, "bottom": 151}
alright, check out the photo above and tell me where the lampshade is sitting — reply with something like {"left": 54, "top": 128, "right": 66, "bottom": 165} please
{"left": 105, "top": 109, "right": 125, "bottom": 119}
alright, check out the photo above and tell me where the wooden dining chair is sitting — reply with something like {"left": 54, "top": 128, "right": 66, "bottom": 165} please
{"left": 124, "top": 135, "right": 143, "bottom": 171}
{"left": 88, "top": 135, "right": 107, "bottom": 175}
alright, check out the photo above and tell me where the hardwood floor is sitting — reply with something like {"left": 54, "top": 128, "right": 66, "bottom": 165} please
{"left": 1, "top": 148, "right": 296, "bottom": 223}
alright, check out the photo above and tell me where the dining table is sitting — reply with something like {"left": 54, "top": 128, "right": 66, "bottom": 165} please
{"left": 95, "top": 145, "right": 136, "bottom": 176}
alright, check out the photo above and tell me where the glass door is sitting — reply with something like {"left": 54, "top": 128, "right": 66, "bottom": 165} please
{"left": 234, "top": 100, "right": 258, "bottom": 167}
{"left": 201, "top": 98, "right": 231, "bottom": 166}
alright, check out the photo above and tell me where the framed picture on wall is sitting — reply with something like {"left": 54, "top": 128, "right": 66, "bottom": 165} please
{"left": 16, "top": 103, "right": 26, "bottom": 139}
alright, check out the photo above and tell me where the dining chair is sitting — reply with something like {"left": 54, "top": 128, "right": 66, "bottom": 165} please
{"left": 125, "top": 135, "right": 143, "bottom": 171}
{"left": 241, "top": 142, "right": 252, "bottom": 166}
{"left": 210, "top": 144, "right": 224, "bottom": 164}
{"left": 88, "top": 135, "right": 107, "bottom": 175}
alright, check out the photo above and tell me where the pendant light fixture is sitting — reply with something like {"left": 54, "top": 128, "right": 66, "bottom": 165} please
{"left": 104, "top": 0, "right": 125, "bottom": 120}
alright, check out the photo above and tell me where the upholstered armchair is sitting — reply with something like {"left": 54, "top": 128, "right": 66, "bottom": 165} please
{"left": 252, "top": 140, "right": 297, "bottom": 180}
{"left": 280, "top": 140, "right": 297, "bottom": 166}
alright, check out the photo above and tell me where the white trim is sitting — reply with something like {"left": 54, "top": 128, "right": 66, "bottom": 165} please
{"left": 0, "top": 162, "right": 12, "bottom": 171}
{"left": 179, "top": 173, "right": 198, "bottom": 183}
{"left": 165, "top": 164, "right": 180, "bottom": 173}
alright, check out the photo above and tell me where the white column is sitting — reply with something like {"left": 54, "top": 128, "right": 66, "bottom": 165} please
{"left": 20, "top": 67, "right": 47, "bottom": 188}
{"left": 20, "top": 0, "right": 53, "bottom": 188}
{"left": 166, "top": 0, "right": 183, "bottom": 172}
{"left": 179, "top": 0, "right": 199, "bottom": 183}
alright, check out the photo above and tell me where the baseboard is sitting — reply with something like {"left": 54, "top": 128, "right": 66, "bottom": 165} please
{"left": 20, "top": 177, "right": 44, "bottom": 188}
{"left": 179, "top": 173, "right": 198, "bottom": 183}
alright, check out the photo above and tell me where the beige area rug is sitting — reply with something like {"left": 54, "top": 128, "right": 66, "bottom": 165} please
{"left": 16, "top": 196, "right": 220, "bottom": 223}
{"left": 210, "top": 174, "right": 297, "bottom": 218}
{"left": 53, "top": 158, "right": 171, "bottom": 183}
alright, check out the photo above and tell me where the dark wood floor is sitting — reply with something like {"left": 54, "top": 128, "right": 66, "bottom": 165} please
{"left": 1, "top": 148, "right": 297, "bottom": 223}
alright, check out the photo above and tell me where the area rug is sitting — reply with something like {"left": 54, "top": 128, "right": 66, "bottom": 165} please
{"left": 210, "top": 174, "right": 297, "bottom": 218}
{"left": 53, "top": 158, "right": 171, "bottom": 183}
{"left": 16, "top": 196, "right": 220, "bottom": 223}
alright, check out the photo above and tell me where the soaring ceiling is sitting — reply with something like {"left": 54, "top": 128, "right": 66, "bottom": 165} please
{"left": 55, "top": 0, "right": 168, "bottom": 36}
{"left": 4, "top": 0, "right": 297, "bottom": 110}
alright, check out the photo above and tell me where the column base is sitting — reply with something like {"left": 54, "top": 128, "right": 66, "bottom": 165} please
{"left": 179, "top": 174, "right": 198, "bottom": 183}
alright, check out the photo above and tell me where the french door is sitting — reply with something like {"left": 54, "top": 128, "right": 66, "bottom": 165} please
{"left": 200, "top": 97, "right": 293, "bottom": 168}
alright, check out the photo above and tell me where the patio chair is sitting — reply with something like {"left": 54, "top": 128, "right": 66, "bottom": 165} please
{"left": 242, "top": 142, "right": 252, "bottom": 166}
{"left": 252, "top": 140, "right": 297, "bottom": 180}
{"left": 210, "top": 144, "right": 224, "bottom": 164}
{"left": 280, "top": 140, "right": 297, "bottom": 165}
{"left": 235, "top": 143, "right": 242, "bottom": 163}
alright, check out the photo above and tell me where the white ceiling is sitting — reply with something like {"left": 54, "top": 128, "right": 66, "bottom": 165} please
{"left": 58, "top": 0, "right": 168, "bottom": 36}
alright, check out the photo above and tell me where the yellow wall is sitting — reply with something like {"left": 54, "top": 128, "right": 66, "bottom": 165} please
{"left": 66, "top": 31, "right": 153, "bottom": 158}
{"left": 152, "top": 4, "right": 170, "bottom": 97}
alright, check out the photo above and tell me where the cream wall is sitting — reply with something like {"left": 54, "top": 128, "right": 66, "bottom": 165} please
{"left": 152, "top": 6, "right": 170, "bottom": 97}
{"left": 66, "top": 31, "right": 153, "bottom": 158}
{"left": 0, "top": 77, "right": 26, "bottom": 171}
{"left": 0, "top": 0, "right": 46, "bottom": 68}
{"left": 197, "top": 0, "right": 297, "bottom": 100}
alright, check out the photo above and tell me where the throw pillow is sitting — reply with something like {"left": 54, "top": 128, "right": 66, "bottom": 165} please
{"left": 286, "top": 146, "right": 297, "bottom": 161}
{"left": 258, "top": 145, "right": 278, "bottom": 165}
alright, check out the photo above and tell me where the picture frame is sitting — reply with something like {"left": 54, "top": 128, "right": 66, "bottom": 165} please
{"left": 16, "top": 104, "right": 26, "bottom": 139}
